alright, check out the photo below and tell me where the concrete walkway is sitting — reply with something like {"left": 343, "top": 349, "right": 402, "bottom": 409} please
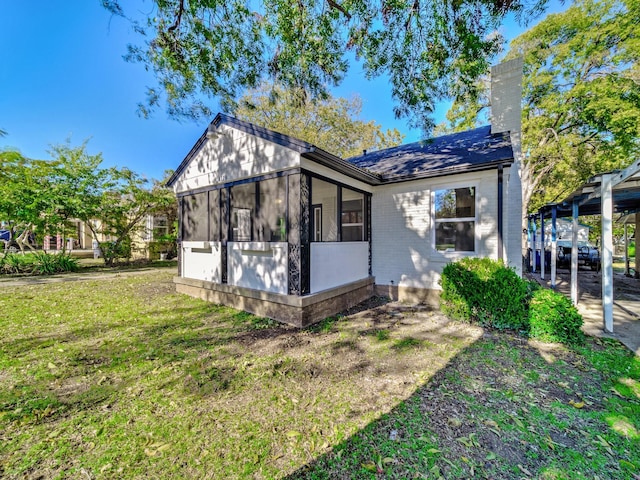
{"left": 0, "top": 266, "right": 177, "bottom": 288}
{"left": 527, "top": 271, "right": 640, "bottom": 356}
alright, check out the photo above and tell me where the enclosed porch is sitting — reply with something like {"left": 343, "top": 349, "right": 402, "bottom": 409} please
{"left": 175, "top": 170, "right": 374, "bottom": 326}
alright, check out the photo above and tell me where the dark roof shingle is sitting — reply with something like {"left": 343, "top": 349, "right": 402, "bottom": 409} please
{"left": 347, "top": 125, "right": 514, "bottom": 181}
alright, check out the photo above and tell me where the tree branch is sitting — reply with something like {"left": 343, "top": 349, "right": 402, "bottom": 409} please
{"left": 326, "top": 0, "right": 351, "bottom": 20}
{"left": 168, "top": 0, "right": 185, "bottom": 33}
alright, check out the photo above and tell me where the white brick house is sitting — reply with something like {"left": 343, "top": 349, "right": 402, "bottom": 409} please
{"left": 167, "top": 59, "right": 524, "bottom": 326}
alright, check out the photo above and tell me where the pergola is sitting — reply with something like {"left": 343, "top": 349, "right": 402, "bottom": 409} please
{"left": 528, "top": 158, "right": 640, "bottom": 333}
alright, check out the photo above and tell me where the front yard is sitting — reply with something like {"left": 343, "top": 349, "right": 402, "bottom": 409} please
{"left": 0, "top": 271, "right": 638, "bottom": 479}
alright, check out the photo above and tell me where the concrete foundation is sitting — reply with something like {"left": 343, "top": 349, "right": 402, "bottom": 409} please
{"left": 174, "top": 276, "right": 375, "bottom": 327}
{"left": 375, "top": 284, "right": 441, "bottom": 308}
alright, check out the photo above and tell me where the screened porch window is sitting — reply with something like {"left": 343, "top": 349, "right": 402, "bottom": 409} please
{"left": 181, "top": 193, "right": 208, "bottom": 241}
{"left": 434, "top": 187, "right": 476, "bottom": 252}
{"left": 311, "top": 178, "right": 338, "bottom": 241}
{"left": 257, "top": 177, "right": 287, "bottom": 241}
{"left": 230, "top": 183, "right": 256, "bottom": 241}
{"left": 230, "top": 178, "right": 287, "bottom": 242}
{"left": 341, "top": 188, "right": 364, "bottom": 241}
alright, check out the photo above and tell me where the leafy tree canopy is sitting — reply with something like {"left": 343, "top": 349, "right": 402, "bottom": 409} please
{"left": 0, "top": 142, "right": 174, "bottom": 263}
{"left": 439, "top": 0, "right": 640, "bottom": 213}
{"left": 234, "top": 83, "right": 404, "bottom": 157}
{"left": 102, "top": 0, "right": 549, "bottom": 131}
{"left": 0, "top": 150, "right": 55, "bottom": 238}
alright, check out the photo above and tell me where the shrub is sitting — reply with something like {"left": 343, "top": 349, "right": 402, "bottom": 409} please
{"left": 99, "top": 238, "right": 132, "bottom": 266}
{"left": 0, "top": 253, "right": 31, "bottom": 274}
{"left": 528, "top": 288, "right": 584, "bottom": 345}
{"left": 440, "top": 257, "right": 529, "bottom": 331}
{"left": 441, "top": 257, "right": 584, "bottom": 346}
{"left": 148, "top": 240, "right": 177, "bottom": 260}
{"left": 0, "top": 252, "right": 79, "bottom": 275}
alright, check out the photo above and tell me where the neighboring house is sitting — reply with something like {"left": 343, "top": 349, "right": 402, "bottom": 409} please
{"left": 44, "top": 220, "right": 108, "bottom": 252}
{"left": 135, "top": 213, "right": 177, "bottom": 259}
{"left": 167, "top": 59, "right": 524, "bottom": 327}
{"left": 44, "top": 213, "right": 175, "bottom": 259}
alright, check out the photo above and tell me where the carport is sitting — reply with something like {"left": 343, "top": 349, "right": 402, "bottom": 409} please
{"left": 528, "top": 158, "right": 640, "bottom": 334}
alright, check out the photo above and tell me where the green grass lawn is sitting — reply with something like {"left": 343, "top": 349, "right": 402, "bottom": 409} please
{"left": 0, "top": 270, "right": 638, "bottom": 479}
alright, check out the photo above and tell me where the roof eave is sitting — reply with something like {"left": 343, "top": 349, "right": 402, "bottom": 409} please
{"left": 302, "top": 148, "right": 384, "bottom": 185}
{"left": 375, "top": 157, "right": 514, "bottom": 184}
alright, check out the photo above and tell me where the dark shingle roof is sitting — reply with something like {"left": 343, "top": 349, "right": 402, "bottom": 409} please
{"left": 167, "top": 115, "right": 514, "bottom": 188}
{"left": 347, "top": 125, "right": 514, "bottom": 181}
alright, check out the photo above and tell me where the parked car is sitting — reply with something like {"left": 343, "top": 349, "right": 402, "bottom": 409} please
{"left": 0, "top": 229, "right": 18, "bottom": 252}
{"left": 555, "top": 240, "right": 601, "bottom": 271}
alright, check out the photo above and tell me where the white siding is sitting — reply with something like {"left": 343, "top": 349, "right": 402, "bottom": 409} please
{"left": 182, "top": 241, "right": 223, "bottom": 282}
{"left": 173, "top": 126, "right": 300, "bottom": 194}
{"left": 371, "top": 170, "right": 500, "bottom": 291}
{"left": 227, "top": 242, "right": 288, "bottom": 294}
{"left": 310, "top": 242, "right": 369, "bottom": 293}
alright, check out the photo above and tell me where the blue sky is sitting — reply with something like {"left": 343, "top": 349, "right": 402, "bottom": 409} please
{"left": 1, "top": 1, "right": 566, "bottom": 181}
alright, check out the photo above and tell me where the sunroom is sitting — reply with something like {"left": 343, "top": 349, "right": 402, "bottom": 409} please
{"left": 168, "top": 114, "right": 376, "bottom": 326}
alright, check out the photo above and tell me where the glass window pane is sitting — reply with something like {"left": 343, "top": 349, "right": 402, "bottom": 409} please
{"left": 435, "top": 221, "right": 475, "bottom": 252}
{"left": 152, "top": 215, "right": 169, "bottom": 240}
{"left": 311, "top": 178, "right": 338, "bottom": 241}
{"left": 435, "top": 187, "right": 475, "bottom": 219}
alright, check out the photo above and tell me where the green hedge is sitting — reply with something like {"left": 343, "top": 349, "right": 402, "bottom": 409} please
{"left": 440, "top": 257, "right": 584, "bottom": 345}
{"left": 440, "top": 257, "right": 529, "bottom": 331}
{"left": 528, "top": 288, "right": 585, "bottom": 345}
{"left": 148, "top": 241, "right": 177, "bottom": 260}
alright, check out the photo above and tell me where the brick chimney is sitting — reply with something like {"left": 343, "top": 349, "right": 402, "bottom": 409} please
{"left": 491, "top": 57, "right": 523, "bottom": 135}
{"left": 491, "top": 57, "right": 524, "bottom": 276}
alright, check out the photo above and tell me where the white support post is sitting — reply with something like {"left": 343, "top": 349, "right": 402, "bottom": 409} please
{"left": 551, "top": 205, "right": 557, "bottom": 288}
{"left": 601, "top": 174, "right": 614, "bottom": 333}
{"left": 624, "top": 223, "right": 630, "bottom": 276}
{"left": 636, "top": 213, "right": 640, "bottom": 279}
{"left": 571, "top": 200, "right": 579, "bottom": 305}
{"left": 540, "top": 212, "right": 545, "bottom": 280}
{"left": 528, "top": 216, "right": 533, "bottom": 272}
{"left": 532, "top": 220, "right": 538, "bottom": 273}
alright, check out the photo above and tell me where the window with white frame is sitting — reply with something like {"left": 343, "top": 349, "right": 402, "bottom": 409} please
{"left": 434, "top": 186, "right": 476, "bottom": 252}
{"left": 144, "top": 214, "right": 170, "bottom": 242}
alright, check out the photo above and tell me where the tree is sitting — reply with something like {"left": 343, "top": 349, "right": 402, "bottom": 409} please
{"left": 440, "top": 0, "right": 640, "bottom": 215}
{"left": 0, "top": 142, "right": 175, "bottom": 265}
{"left": 102, "top": 0, "right": 549, "bottom": 132}
{"left": 42, "top": 141, "right": 117, "bottom": 249}
{"left": 91, "top": 169, "right": 176, "bottom": 266}
{"left": 0, "top": 150, "right": 51, "bottom": 252}
{"left": 234, "top": 83, "right": 404, "bottom": 157}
